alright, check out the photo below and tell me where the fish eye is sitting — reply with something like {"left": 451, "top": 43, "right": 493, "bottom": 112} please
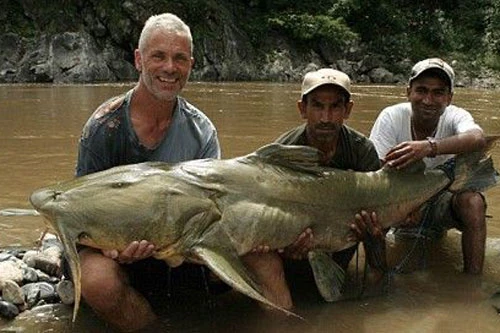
{"left": 78, "top": 232, "right": 90, "bottom": 241}
{"left": 111, "top": 181, "right": 131, "bottom": 188}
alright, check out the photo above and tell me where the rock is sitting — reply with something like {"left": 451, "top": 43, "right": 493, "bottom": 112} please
{"left": 368, "top": 67, "right": 396, "bottom": 84}
{"left": 0, "top": 252, "right": 13, "bottom": 262}
{"left": 22, "top": 250, "right": 38, "bottom": 267}
{"left": 50, "top": 31, "right": 125, "bottom": 83}
{"left": 35, "top": 299, "right": 47, "bottom": 307}
{"left": 23, "top": 251, "right": 61, "bottom": 277}
{"left": 16, "top": 303, "right": 71, "bottom": 322}
{"left": 56, "top": 280, "right": 74, "bottom": 305}
{"left": 0, "top": 243, "right": 69, "bottom": 319}
{"left": 35, "top": 269, "right": 59, "bottom": 284}
{"left": 23, "top": 285, "right": 40, "bottom": 309}
{"left": 11, "top": 249, "right": 27, "bottom": 260}
{"left": 0, "top": 261, "right": 24, "bottom": 290}
{"left": 34, "top": 254, "right": 61, "bottom": 277}
{"left": 0, "top": 300, "right": 19, "bottom": 319}
{"left": 2, "top": 280, "right": 25, "bottom": 306}
{"left": 0, "top": 33, "right": 25, "bottom": 83}
{"left": 22, "top": 266, "right": 39, "bottom": 284}
{"left": 21, "top": 282, "right": 58, "bottom": 305}
{"left": 358, "top": 55, "right": 384, "bottom": 73}
{"left": 40, "top": 234, "right": 63, "bottom": 253}
{"left": 336, "top": 59, "right": 357, "bottom": 78}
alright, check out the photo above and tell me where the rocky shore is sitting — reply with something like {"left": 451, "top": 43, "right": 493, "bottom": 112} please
{"left": 0, "top": 234, "right": 74, "bottom": 321}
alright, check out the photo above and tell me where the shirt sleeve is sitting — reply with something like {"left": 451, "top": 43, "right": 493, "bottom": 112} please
{"left": 369, "top": 107, "right": 401, "bottom": 159}
{"left": 198, "top": 129, "right": 221, "bottom": 159}
{"left": 453, "top": 107, "right": 483, "bottom": 134}
{"left": 75, "top": 119, "right": 112, "bottom": 176}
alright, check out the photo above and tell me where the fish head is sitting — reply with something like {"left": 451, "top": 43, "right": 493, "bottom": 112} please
{"left": 30, "top": 163, "right": 175, "bottom": 243}
{"left": 29, "top": 162, "right": 187, "bottom": 321}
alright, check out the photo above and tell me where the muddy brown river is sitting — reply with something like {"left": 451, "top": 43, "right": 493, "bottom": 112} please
{"left": 1, "top": 82, "right": 500, "bottom": 332}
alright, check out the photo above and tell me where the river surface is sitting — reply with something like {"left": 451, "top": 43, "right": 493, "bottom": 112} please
{"left": 1, "top": 82, "right": 500, "bottom": 332}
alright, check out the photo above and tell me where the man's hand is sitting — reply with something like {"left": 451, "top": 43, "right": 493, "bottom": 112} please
{"left": 102, "top": 240, "right": 156, "bottom": 264}
{"left": 349, "top": 211, "right": 385, "bottom": 242}
{"left": 383, "top": 140, "right": 433, "bottom": 169}
{"left": 279, "top": 228, "right": 314, "bottom": 260}
{"left": 350, "top": 211, "right": 388, "bottom": 274}
{"left": 250, "top": 228, "right": 314, "bottom": 260}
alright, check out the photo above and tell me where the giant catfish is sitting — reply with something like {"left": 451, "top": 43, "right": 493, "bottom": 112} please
{"left": 29, "top": 140, "right": 498, "bottom": 321}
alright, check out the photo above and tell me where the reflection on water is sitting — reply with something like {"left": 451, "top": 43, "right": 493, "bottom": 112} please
{"left": 1, "top": 83, "right": 500, "bottom": 332}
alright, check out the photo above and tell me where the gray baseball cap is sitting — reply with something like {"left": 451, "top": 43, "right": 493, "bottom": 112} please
{"left": 301, "top": 68, "right": 351, "bottom": 99}
{"left": 409, "top": 58, "right": 455, "bottom": 91}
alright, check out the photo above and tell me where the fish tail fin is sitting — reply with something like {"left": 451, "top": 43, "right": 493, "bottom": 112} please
{"left": 447, "top": 135, "right": 500, "bottom": 192}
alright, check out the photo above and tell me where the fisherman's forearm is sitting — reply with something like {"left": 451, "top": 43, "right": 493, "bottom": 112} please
{"left": 362, "top": 237, "right": 388, "bottom": 273}
{"left": 432, "top": 129, "right": 485, "bottom": 156}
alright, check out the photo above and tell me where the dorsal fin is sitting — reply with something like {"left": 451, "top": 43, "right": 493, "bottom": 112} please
{"left": 242, "top": 143, "right": 324, "bottom": 175}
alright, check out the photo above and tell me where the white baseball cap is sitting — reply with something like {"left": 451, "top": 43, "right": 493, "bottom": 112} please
{"left": 301, "top": 68, "right": 351, "bottom": 99}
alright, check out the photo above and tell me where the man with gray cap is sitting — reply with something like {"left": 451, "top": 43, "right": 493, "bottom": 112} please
{"left": 247, "top": 68, "right": 386, "bottom": 306}
{"left": 370, "top": 58, "right": 487, "bottom": 274}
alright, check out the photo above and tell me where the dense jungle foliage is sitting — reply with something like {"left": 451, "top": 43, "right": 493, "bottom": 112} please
{"left": 253, "top": 0, "right": 500, "bottom": 70}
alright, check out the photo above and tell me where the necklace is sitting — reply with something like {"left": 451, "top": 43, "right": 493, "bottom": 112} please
{"left": 411, "top": 118, "right": 437, "bottom": 140}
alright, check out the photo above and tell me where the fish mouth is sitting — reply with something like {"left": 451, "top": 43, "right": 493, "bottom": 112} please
{"left": 30, "top": 189, "right": 60, "bottom": 211}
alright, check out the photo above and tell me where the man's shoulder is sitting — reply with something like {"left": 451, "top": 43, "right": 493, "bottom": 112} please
{"left": 92, "top": 93, "right": 128, "bottom": 120}
{"left": 443, "top": 104, "right": 472, "bottom": 117}
{"left": 381, "top": 102, "right": 411, "bottom": 115}
{"left": 178, "top": 97, "right": 216, "bottom": 127}
{"left": 81, "top": 92, "right": 129, "bottom": 140}
{"left": 274, "top": 124, "right": 307, "bottom": 145}
{"left": 342, "top": 125, "right": 372, "bottom": 145}
{"left": 341, "top": 126, "right": 380, "bottom": 170}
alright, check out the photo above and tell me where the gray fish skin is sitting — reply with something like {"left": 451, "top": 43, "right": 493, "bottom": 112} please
{"left": 28, "top": 142, "right": 498, "bottom": 321}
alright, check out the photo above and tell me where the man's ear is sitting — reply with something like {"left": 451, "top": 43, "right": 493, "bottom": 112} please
{"left": 134, "top": 49, "right": 142, "bottom": 72}
{"left": 344, "top": 101, "right": 354, "bottom": 119}
{"left": 297, "top": 99, "right": 307, "bottom": 119}
{"left": 446, "top": 91, "right": 454, "bottom": 106}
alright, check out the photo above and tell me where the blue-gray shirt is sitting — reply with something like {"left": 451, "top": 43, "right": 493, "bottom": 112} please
{"left": 76, "top": 89, "right": 221, "bottom": 176}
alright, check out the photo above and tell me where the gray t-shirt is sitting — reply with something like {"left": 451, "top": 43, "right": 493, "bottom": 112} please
{"left": 76, "top": 89, "right": 220, "bottom": 176}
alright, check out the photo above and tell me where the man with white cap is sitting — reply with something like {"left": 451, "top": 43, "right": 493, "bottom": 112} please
{"left": 247, "top": 68, "right": 386, "bottom": 306}
{"left": 369, "top": 58, "right": 487, "bottom": 274}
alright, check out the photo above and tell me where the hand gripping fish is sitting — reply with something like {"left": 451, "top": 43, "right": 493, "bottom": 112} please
{"left": 28, "top": 139, "right": 499, "bottom": 321}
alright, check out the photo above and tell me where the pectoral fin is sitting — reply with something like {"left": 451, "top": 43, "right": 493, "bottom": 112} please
{"left": 308, "top": 250, "right": 345, "bottom": 302}
{"left": 192, "top": 245, "right": 301, "bottom": 319}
